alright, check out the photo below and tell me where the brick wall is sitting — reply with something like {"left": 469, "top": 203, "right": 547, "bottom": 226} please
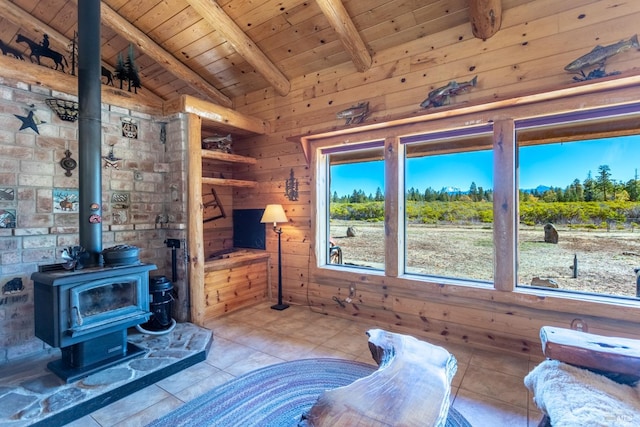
{"left": 0, "top": 78, "right": 189, "bottom": 364}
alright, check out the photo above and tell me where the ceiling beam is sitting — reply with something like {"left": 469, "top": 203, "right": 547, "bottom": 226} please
{"left": 185, "top": 0, "right": 290, "bottom": 97}
{"left": 0, "top": 0, "right": 166, "bottom": 103}
{"left": 315, "top": 0, "right": 372, "bottom": 72}
{"left": 0, "top": 54, "right": 163, "bottom": 114}
{"left": 469, "top": 0, "right": 502, "bottom": 41}
{"left": 99, "top": 1, "right": 233, "bottom": 107}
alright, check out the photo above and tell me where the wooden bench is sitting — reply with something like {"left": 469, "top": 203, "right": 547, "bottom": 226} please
{"left": 303, "top": 328, "right": 457, "bottom": 427}
{"left": 525, "top": 326, "right": 640, "bottom": 427}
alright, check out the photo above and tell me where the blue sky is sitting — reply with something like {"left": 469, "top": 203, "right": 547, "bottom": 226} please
{"left": 330, "top": 135, "right": 640, "bottom": 197}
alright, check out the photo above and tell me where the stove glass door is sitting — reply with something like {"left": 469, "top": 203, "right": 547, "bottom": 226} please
{"left": 69, "top": 275, "right": 146, "bottom": 335}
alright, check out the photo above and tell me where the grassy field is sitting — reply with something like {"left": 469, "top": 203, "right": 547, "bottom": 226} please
{"left": 329, "top": 220, "right": 640, "bottom": 299}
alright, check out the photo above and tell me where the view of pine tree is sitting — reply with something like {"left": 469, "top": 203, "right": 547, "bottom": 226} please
{"left": 627, "top": 175, "right": 640, "bottom": 201}
{"left": 469, "top": 182, "right": 478, "bottom": 201}
{"left": 374, "top": 187, "right": 384, "bottom": 201}
{"left": 333, "top": 164, "right": 640, "bottom": 204}
{"left": 583, "top": 171, "right": 597, "bottom": 202}
{"left": 596, "top": 165, "right": 612, "bottom": 201}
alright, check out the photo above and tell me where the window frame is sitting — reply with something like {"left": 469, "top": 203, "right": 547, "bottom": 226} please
{"left": 316, "top": 139, "right": 387, "bottom": 275}
{"left": 305, "top": 80, "right": 640, "bottom": 320}
{"left": 400, "top": 124, "right": 495, "bottom": 281}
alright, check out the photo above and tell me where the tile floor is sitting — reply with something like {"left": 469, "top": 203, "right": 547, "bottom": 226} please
{"left": 66, "top": 302, "right": 544, "bottom": 427}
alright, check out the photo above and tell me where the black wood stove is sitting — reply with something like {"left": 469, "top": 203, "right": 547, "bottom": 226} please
{"left": 29, "top": 0, "right": 159, "bottom": 383}
{"left": 32, "top": 263, "right": 156, "bottom": 382}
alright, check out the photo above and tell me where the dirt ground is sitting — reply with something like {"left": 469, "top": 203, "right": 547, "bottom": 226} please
{"left": 329, "top": 220, "right": 640, "bottom": 299}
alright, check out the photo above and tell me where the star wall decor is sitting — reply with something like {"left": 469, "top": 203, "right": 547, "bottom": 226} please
{"left": 14, "top": 110, "right": 45, "bottom": 134}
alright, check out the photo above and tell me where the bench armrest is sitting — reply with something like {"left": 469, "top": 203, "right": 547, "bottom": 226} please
{"left": 541, "top": 326, "right": 640, "bottom": 382}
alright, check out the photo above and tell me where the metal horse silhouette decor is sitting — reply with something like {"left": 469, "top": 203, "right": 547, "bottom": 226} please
{"left": 16, "top": 33, "right": 68, "bottom": 72}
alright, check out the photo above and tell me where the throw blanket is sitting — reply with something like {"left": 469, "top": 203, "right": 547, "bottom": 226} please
{"left": 524, "top": 359, "right": 640, "bottom": 427}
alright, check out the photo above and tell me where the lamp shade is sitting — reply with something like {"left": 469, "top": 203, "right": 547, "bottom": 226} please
{"left": 261, "top": 204, "right": 288, "bottom": 225}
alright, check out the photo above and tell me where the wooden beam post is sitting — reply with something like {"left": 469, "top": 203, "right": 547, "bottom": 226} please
{"left": 316, "top": 0, "right": 372, "bottom": 72}
{"left": 98, "top": 1, "right": 233, "bottom": 107}
{"left": 163, "top": 95, "right": 269, "bottom": 135}
{"left": 469, "top": 0, "right": 502, "bottom": 41}
{"left": 186, "top": 0, "right": 291, "bottom": 97}
{"left": 187, "top": 113, "right": 206, "bottom": 326}
{"left": 385, "top": 136, "right": 402, "bottom": 277}
{"left": 493, "top": 119, "right": 516, "bottom": 291}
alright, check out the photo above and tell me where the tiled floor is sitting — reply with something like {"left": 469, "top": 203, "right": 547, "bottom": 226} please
{"left": 67, "top": 302, "right": 544, "bottom": 426}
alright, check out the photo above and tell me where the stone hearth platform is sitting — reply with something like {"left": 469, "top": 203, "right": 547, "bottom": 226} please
{"left": 0, "top": 322, "right": 212, "bottom": 426}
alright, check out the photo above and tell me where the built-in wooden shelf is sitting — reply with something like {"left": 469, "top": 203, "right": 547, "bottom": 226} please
{"left": 184, "top": 97, "right": 265, "bottom": 326}
{"left": 201, "top": 150, "right": 257, "bottom": 165}
{"left": 201, "top": 177, "right": 257, "bottom": 188}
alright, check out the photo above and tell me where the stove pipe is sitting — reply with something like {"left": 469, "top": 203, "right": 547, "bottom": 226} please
{"left": 77, "top": 0, "right": 102, "bottom": 266}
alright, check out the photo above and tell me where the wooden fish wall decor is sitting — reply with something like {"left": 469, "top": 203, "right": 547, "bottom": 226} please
{"left": 336, "top": 102, "right": 369, "bottom": 125}
{"left": 420, "top": 76, "right": 477, "bottom": 109}
{"left": 565, "top": 34, "right": 638, "bottom": 82}
{"left": 202, "top": 134, "right": 233, "bottom": 153}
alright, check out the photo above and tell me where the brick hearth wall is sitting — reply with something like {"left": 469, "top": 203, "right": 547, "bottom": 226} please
{"left": 0, "top": 78, "right": 189, "bottom": 364}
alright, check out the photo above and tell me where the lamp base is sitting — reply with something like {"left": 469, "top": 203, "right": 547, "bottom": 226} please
{"left": 271, "top": 303, "right": 290, "bottom": 311}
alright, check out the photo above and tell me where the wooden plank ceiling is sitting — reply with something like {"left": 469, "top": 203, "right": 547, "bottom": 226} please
{"left": 0, "top": 0, "right": 516, "bottom": 107}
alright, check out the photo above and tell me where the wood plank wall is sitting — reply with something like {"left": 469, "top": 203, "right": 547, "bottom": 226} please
{"left": 231, "top": 0, "right": 640, "bottom": 356}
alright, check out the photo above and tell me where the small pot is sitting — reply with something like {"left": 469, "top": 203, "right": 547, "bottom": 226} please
{"left": 102, "top": 245, "right": 140, "bottom": 266}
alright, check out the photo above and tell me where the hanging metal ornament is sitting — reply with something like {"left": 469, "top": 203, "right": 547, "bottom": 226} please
{"left": 60, "top": 149, "right": 77, "bottom": 177}
{"left": 103, "top": 145, "right": 121, "bottom": 169}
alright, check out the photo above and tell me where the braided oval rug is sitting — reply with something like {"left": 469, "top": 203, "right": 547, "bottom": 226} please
{"left": 148, "top": 358, "right": 471, "bottom": 427}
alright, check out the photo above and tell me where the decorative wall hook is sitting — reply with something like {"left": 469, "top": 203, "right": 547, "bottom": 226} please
{"left": 60, "top": 149, "right": 77, "bottom": 177}
{"left": 46, "top": 98, "right": 79, "bottom": 122}
{"left": 284, "top": 168, "right": 298, "bottom": 201}
{"left": 159, "top": 122, "right": 167, "bottom": 144}
{"left": 103, "top": 145, "right": 121, "bottom": 169}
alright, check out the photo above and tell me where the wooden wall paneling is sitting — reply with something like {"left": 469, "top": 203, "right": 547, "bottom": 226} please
{"left": 244, "top": 14, "right": 290, "bottom": 45}
{"left": 366, "top": 9, "right": 469, "bottom": 55}
{"left": 203, "top": 229, "right": 233, "bottom": 258}
{"left": 160, "top": 17, "right": 217, "bottom": 53}
{"left": 110, "top": 1, "right": 156, "bottom": 17}
{"left": 258, "top": 14, "right": 329, "bottom": 58}
{"left": 348, "top": 0, "right": 416, "bottom": 29}
{"left": 558, "top": 0, "right": 636, "bottom": 33}
{"left": 288, "top": 289, "right": 543, "bottom": 357}
{"left": 294, "top": 0, "right": 620, "bottom": 113}
{"left": 187, "top": 113, "right": 206, "bottom": 326}
{"left": 147, "top": 6, "right": 202, "bottom": 44}
{"left": 231, "top": 0, "right": 302, "bottom": 28}
{"left": 51, "top": 3, "right": 77, "bottom": 36}
{"left": 129, "top": 1, "right": 181, "bottom": 31}
{"left": 25, "top": 0, "right": 66, "bottom": 26}
{"left": 185, "top": 43, "right": 236, "bottom": 77}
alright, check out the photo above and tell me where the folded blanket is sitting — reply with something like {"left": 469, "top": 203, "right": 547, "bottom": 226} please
{"left": 524, "top": 359, "right": 640, "bottom": 427}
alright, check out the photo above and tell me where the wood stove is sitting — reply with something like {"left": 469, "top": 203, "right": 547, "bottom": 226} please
{"left": 32, "top": 263, "right": 156, "bottom": 382}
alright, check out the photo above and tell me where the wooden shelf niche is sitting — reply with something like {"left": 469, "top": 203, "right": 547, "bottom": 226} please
{"left": 177, "top": 94, "right": 269, "bottom": 326}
